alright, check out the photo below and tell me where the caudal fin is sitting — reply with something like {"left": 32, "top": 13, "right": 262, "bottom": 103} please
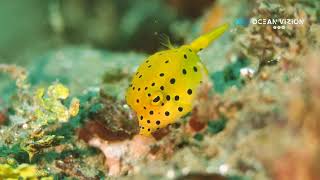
{"left": 189, "top": 23, "right": 229, "bottom": 53}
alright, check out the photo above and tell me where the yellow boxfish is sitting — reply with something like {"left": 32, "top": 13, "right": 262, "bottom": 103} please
{"left": 126, "top": 23, "right": 229, "bottom": 136}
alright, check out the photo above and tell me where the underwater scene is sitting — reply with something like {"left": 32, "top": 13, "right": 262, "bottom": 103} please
{"left": 0, "top": 0, "right": 319, "bottom": 179}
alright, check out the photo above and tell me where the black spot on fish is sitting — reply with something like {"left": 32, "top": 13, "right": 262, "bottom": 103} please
{"left": 184, "top": 54, "right": 187, "bottom": 59}
{"left": 193, "top": 66, "right": 198, "bottom": 72}
{"left": 170, "top": 78, "right": 176, "bottom": 84}
{"left": 187, "top": 89, "right": 192, "bottom": 95}
{"left": 182, "top": 69, "right": 187, "bottom": 75}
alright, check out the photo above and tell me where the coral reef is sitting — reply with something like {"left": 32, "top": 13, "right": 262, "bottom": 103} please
{"left": 0, "top": 163, "right": 52, "bottom": 179}
{"left": 0, "top": 0, "right": 319, "bottom": 179}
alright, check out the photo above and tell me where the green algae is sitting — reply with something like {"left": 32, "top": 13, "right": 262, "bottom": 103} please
{"left": 207, "top": 118, "right": 227, "bottom": 134}
{"left": 210, "top": 59, "right": 248, "bottom": 93}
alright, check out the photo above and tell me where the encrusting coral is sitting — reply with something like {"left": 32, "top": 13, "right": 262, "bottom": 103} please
{"left": 33, "top": 83, "right": 80, "bottom": 123}
{"left": 234, "top": 0, "right": 314, "bottom": 71}
{"left": 0, "top": 0, "right": 320, "bottom": 179}
{"left": 287, "top": 50, "right": 320, "bottom": 143}
{"left": 0, "top": 163, "right": 52, "bottom": 180}
{"left": 19, "top": 83, "right": 79, "bottom": 160}
{"left": 0, "top": 64, "right": 80, "bottom": 161}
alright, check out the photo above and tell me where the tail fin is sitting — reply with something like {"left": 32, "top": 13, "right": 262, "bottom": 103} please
{"left": 189, "top": 23, "right": 229, "bottom": 53}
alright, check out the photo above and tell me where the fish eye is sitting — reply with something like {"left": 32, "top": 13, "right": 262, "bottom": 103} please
{"left": 150, "top": 91, "right": 164, "bottom": 106}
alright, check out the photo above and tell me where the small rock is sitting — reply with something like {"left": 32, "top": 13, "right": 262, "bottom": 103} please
{"left": 0, "top": 111, "right": 7, "bottom": 125}
{"left": 240, "top": 67, "right": 255, "bottom": 79}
